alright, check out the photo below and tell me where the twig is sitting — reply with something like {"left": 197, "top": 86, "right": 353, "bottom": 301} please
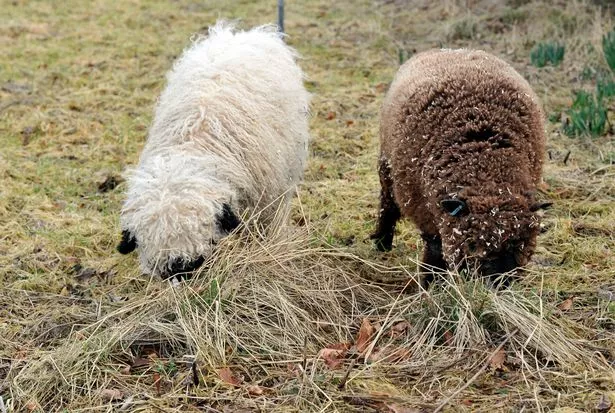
{"left": 192, "top": 358, "right": 199, "bottom": 386}
{"left": 562, "top": 150, "right": 571, "bottom": 165}
{"left": 338, "top": 358, "right": 358, "bottom": 390}
{"left": 433, "top": 328, "right": 519, "bottom": 413}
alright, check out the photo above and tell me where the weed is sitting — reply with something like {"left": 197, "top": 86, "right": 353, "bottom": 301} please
{"left": 597, "top": 78, "right": 615, "bottom": 100}
{"left": 564, "top": 91, "right": 608, "bottom": 138}
{"left": 602, "top": 28, "right": 615, "bottom": 73}
{"left": 447, "top": 15, "right": 479, "bottom": 41}
{"left": 530, "top": 41, "right": 565, "bottom": 67}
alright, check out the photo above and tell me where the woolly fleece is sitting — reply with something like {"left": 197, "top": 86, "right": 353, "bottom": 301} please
{"left": 373, "top": 48, "right": 547, "bottom": 280}
{"left": 119, "top": 22, "right": 310, "bottom": 278}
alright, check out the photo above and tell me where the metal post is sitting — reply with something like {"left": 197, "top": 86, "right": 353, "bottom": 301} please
{"left": 277, "top": 0, "right": 284, "bottom": 33}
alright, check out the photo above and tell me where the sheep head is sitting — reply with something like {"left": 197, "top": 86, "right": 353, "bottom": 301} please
{"left": 437, "top": 189, "right": 551, "bottom": 283}
{"left": 118, "top": 152, "right": 241, "bottom": 280}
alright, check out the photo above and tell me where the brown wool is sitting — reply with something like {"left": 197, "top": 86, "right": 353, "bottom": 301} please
{"left": 372, "top": 49, "right": 548, "bottom": 280}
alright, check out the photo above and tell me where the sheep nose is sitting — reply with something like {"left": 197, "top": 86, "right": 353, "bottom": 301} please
{"left": 166, "top": 256, "right": 206, "bottom": 281}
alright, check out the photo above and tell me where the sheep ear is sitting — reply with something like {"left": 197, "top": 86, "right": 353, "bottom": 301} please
{"left": 529, "top": 201, "right": 553, "bottom": 212}
{"left": 117, "top": 230, "right": 137, "bottom": 254}
{"left": 441, "top": 199, "right": 468, "bottom": 217}
{"left": 216, "top": 203, "right": 241, "bottom": 234}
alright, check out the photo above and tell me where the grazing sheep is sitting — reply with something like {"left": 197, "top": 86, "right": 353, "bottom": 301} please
{"left": 117, "top": 22, "right": 310, "bottom": 279}
{"left": 371, "top": 49, "right": 550, "bottom": 285}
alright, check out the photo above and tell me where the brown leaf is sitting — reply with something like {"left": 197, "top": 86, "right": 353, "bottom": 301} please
{"left": 346, "top": 119, "right": 355, "bottom": 126}
{"left": 443, "top": 330, "right": 454, "bottom": 345}
{"left": 327, "top": 342, "right": 352, "bottom": 351}
{"left": 326, "top": 111, "right": 336, "bottom": 120}
{"left": 489, "top": 348, "right": 507, "bottom": 370}
{"left": 24, "top": 400, "right": 39, "bottom": 412}
{"left": 100, "top": 388, "right": 123, "bottom": 401}
{"left": 356, "top": 318, "right": 376, "bottom": 353}
{"left": 153, "top": 372, "right": 162, "bottom": 395}
{"left": 558, "top": 297, "right": 574, "bottom": 311}
{"left": 217, "top": 367, "right": 242, "bottom": 386}
{"left": 384, "top": 403, "right": 421, "bottom": 413}
{"left": 246, "top": 385, "right": 265, "bottom": 396}
{"left": 319, "top": 347, "right": 347, "bottom": 370}
{"left": 130, "top": 357, "right": 151, "bottom": 371}
{"left": 595, "top": 394, "right": 613, "bottom": 413}
{"left": 390, "top": 321, "right": 411, "bottom": 339}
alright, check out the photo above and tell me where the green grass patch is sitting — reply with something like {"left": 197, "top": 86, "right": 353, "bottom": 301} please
{"left": 530, "top": 41, "right": 565, "bottom": 67}
{"left": 564, "top": 91, "right": 608, "bottom": 138}
{"left": 602, "top": 28, "right": 615, "bottom": 73}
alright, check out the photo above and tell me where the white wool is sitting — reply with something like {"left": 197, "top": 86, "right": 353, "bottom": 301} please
{"left": 120, "top": 22, "right": 311, "bottom": 277}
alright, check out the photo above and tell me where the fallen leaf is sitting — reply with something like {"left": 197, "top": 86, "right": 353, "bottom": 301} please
{"left": 558, "top": 297, "right": 574, "bottom": 311}
{"left": 326, "top": 111, "right": 336, "bottom": 120}
{"left": 327, "top": 342, "right": 352, "bottom": 351}
{"left": 489, "top": 348, "right": 507, "bottom": 370}
{"left": 443, "top": 330, "right": 454, "bottom": 345}
{"left": 356, "top": 318, "right": 376, "bottom": 353}
{"left": 595, "top": 394, "right": 613, "bottom": 413}
{"left": 153, "top": 372, "right": 161, "bottom": 395}
{"left": 319, "top": 347, "right": 347, "bottom": 369}
{"left": 390, "top": 321, "right": 411, "bottom": 339}
{"left": 217, "top": 367, "right": 242, "bottom": 386}
{"left": 24, "top": 400, "right": 39, "bottom": 411}
{"left": 346, "top": 119, "right": 354, "bottom": 126}
{"left": 120, "top": 365, "right": 131, "bottom": 375}
{"left": 246, "top": 385, "right": 265, "bottom": 396}
{"left": 100, "top": 388, "right": 123, "bottom": 401}
{"left": 130, "top": 357, "right": 151, "bottom": 371}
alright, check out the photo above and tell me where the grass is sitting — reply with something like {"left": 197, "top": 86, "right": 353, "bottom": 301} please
{"left": 603, "top": 28, "right": 615, "bottom": 72}
{"left": 564, "top": 90, "right": 608, "bottom": 137}
{"left": 1, "top": 0, "right": 615, "bottom": 411}
{"left": 530, "top": 41, "right": 566, "bottom": 68}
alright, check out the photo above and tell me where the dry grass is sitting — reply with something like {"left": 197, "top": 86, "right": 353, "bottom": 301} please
{"left": 1, "top": 0, "right": 614, "bottom": 411}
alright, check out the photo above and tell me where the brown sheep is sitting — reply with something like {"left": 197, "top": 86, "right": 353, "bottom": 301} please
{"left": 371, "top": 49, "right": 551, "bottom": 286}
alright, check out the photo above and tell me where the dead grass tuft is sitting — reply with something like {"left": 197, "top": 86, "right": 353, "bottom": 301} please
{"left": 4, "top": 211, "right": 613, "bottom": 411}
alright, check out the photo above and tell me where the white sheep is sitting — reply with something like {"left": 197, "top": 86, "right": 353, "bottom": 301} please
{"left": 118, "top": 22, "right": 311, "bottom": 279}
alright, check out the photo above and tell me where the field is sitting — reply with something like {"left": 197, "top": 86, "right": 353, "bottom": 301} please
{"left": 1, "top": 0, "right": 615, "bottom": 411}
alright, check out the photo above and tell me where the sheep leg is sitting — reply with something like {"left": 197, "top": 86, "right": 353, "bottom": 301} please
{"left": 371, "top": 159, "right": 400, "bottom": 251}
{"left": 420, "top": 233, "right": 447, "bottom": 287}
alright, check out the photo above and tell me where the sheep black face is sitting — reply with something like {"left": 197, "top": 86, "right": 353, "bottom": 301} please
{"left": 437, "top": 195, "right": 551, "bottom": 286}
{"left": 161, "top": 204, "right": 241, "bottom": 281}
{"left": 118, "top": 193, "right": 241, "bottom": 280}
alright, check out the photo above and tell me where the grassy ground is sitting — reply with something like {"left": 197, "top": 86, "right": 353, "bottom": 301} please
{"left": 1, "top": 0, "right": 614, "bottom": 411}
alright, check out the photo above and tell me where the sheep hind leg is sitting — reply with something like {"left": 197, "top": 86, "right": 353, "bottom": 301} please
{"left": 370, "top": 160, "right": 400, "bottom": 252}
{"left": 420, "top": 234, "right": 447, "bottom": 288}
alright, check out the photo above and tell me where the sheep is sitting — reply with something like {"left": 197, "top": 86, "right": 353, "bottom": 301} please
{"left": 117, "top": 22, "right": 310, "bottom": 280}
{"left": 371, "top": 48, "right": 551, "bottom": 286}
